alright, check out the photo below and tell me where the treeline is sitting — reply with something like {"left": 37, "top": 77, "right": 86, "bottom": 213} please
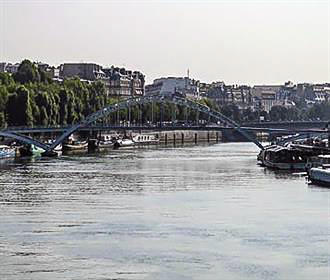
{"left": 267, "top": 103, "right": 330, "bottom": 122}
{"left": 0, "top": 60, "right": 110, "bottom": 127}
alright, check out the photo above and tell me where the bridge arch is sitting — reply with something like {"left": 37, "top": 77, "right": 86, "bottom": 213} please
{"left": 49, "top": 94, "right": 264, "bottom": 151}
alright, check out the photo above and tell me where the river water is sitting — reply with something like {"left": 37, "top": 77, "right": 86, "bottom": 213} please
{"left": 0, "top": 143, "right": 329, "bottom": 280}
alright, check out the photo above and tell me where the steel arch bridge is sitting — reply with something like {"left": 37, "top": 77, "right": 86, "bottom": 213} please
{"left": 0, "top": 94, "right": 265, "bottom": 152}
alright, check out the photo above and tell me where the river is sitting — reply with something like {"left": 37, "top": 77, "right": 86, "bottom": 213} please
{"left": 0, "top": 143, "right": 329, "bottom": 280}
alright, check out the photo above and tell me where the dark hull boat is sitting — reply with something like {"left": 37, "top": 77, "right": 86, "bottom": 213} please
{"left": 257, "top": 144, "right": 329, "bottom": 171}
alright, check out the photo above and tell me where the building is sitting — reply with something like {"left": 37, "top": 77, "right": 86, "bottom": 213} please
{"left": 104, "top": 67, "right": 145, "bottom": 97}
{"left": 225, "top": 85, "right": 252, "bottom": 109}
{"left": 202, "top": 82, "right": 253, "bottom": 109}
{"left": 60, "top": 63, "right": 106, "bottom": 81}
{"left": 145, "top": 77, "right": 200, "bottom": 99}
{"left": 0, "top": 62, "right": 19, "bottom": 74}
{"left": 0, "top": 62, "right": 6, "bottom": 73}
{"left": 276, "top": 81, "right": 296, "bottom": 101}
{"left": 297, "top": 83, "right": 330, "bottom": 103}
{"left": 251, "top": 85, "right": 282, "bottom": 112}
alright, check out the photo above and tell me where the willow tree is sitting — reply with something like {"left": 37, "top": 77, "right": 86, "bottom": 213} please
{"left": 6, "top": 86, "right": 33, "bottom": 126}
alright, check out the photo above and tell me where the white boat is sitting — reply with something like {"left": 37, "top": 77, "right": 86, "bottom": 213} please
{"left": 113, "top": 138, "right": 135, "bottom": 149}
{"left": 307, "top": 155, "right": 330, "bottom": 187}
{"left": 132, "top": 133, "right": 159, "bottom": 145}
{"left": 97, "top": 135, "right": 115, "bottom": 149}
{"left": 0, "top": 145, "right": 16, "bottom": 159}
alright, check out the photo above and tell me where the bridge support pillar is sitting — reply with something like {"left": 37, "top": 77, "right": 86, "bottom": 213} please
{"left": 165, "top": 134, "right": 167, "bottom": 145}
{"left": 194, "top": 133, "right": 197, "bottom": 144}
{"left": 173, "top": 133, "right": 176, "bottom": 146}
{"left": 207, "top": 132, "right": 210, "bottom": 143}
{"left": 181, "top": 133, "right": 184, "bottom": 144}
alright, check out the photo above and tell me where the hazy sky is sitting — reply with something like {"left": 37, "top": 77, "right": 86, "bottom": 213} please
{"left": 0, "top": 0, "right": 329, "bottom": 85}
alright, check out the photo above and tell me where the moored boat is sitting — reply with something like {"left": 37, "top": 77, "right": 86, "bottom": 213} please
{"left": 306, "top": 155, "right": 330, "bottom": 187}
{"left": 19, "top": 144, "right": 45, "bottom": 157}
{"left": 97, "top": 135, "right": 115, "bottom": 149}
{"left": 257, "top": 144, "right": 323, "bottom": 171}
{"left": 132, "top": 133, "right": 159, "bottom": 145}
{"left": 98, "top": 140, "right": 114, "bottom": 149}
{"left": 307, "top": 167, "right": 330, "bottom": 187}
{"left": 0, "top": 145, "right": 16, "bottom": 159}
{"left": 63, "top": 141, "right": 88, "bottom": 151}
{"left": 113, "top": 138, "right": 135, "bottom": 149}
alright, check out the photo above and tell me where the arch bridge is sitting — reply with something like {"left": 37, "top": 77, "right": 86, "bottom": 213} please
{"left": 0, "top": 94, "right": 265, "bottom": 152}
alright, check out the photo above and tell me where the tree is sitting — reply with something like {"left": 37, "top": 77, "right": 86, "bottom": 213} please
{"left": 0, "top": 72, "right": 14, "bottom": 86}
{"left": 13, "top": 59, "right": 40, "bottom": 84}
{"left": 220, "top": 104, "right": 242, "bottom": 123}
{"left": 6, "top": 86, "right": 33, "bottom": 126}
{"left": 269, "top": 105, "right": 288, "bottom": 121}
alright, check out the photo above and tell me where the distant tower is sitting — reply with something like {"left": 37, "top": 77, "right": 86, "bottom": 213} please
{"left": 186, "top": 69, "right": 190, "bottom": 89}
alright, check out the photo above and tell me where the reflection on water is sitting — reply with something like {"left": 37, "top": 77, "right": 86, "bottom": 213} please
{"left": 0, "top": 143, "right": 329, "bottom": 280}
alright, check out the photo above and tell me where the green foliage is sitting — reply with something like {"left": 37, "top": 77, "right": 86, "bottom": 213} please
{"left": 220, "top": 104, "right": 241, "bottom": 123}
{"left": 13, "top": 59, "right": 40, "bottom": 84}
{"left": 0, "top": 72, "right": 14, "bottom": 86}
{"left": 14, "top": 86, "right": 33, "bottom": 126}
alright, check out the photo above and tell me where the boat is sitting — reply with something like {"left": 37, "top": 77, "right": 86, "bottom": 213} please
{"left": 306, "top": 155, "right": 330, "bottom": 187}
{"left": 63, "top": 140, "right": 88, "bottom": 151}
{"left": 44, "top": 140, "right": 62, "bottom": 155}
{"left": 113, "top": 137, "right": 135, "bottom": 149}
{"left": 97, "top": 135, "right": 115, "bottom": 149}
{"left": 97, "top": 140, "right": 114, "bottom": 149}
{"left": 132, "top": 133, "right": 159, "bottom": 145}
{"left": 19, "top": 144, "right": 45, "bottom": 157}
{"left": 257, "top": 144, "right": 324, "bottom": 170}
{"left": 41, "top": 143, "right": 62, "bottom": 157}
{"left": 307, "top": 168, "right": 330, "bottom": 187}
{"left": 0, "top": 145, "right": 16, "bottom": 159}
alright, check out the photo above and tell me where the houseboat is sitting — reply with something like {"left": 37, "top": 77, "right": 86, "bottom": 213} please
{"left": 257, "top": 144, "right": 323, "bottom": 171}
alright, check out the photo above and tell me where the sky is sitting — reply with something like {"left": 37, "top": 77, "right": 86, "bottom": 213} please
{"left": 0, "top": 0, "right": 329, "bottom": 85}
